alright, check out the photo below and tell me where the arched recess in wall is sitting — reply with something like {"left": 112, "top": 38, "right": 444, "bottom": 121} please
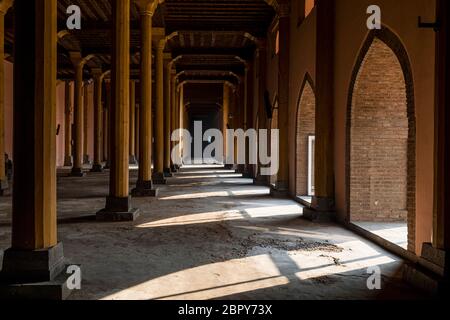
{"left": 346, "top": 27, "right": 416, "bottom": 252}
{"left": 295, "top": 74, "right": 316, "bottom": 197}
{"left": 270, "top": 96, "right": 279, "bottom": 186}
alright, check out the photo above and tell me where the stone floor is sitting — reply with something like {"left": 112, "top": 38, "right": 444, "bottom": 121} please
{"left": 0, "top": 165, "right": 427, "bottom": 300}
{"left": 353, "top": 222, "right": 408, "bottom": 250}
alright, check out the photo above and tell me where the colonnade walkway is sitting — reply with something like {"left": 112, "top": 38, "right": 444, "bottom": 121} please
{"left": 0, "top": 165, "right": 425, "bottom": 300}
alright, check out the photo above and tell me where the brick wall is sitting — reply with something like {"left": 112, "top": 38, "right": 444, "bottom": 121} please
{"left": 296, "top": 81, "right": 315, "bottom": 196}
{"left": 350, "top": 39, "right": 408, "bottom": 222}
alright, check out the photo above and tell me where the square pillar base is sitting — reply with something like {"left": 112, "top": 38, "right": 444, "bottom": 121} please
{"left": 131, "top": 180, "right": 158, "bottom": 197}
{"left": 82, "top": 155, "right": 91, "bottom": 165}
{"left": 253, "top": 175, "right": 268, "bottom": 186}
{"left": 0, "top": 179, "right": 9, "bottom": 196}
{"left": 163, "top": 168, "right": 173, "bottom": 178}
{"left": 152, "top": 172, "right": 166, "bottom": 185}
{"left": 63, "top": 156, "right": 73, "bottom": 167}
{"left": 0, "top": 267, "right": 74, "bottom": 300}
{"left": 69, "top": 167, "right": 86, "bottom": 177}
{"left": 0, "top": 242, "right": 66, "bottom": 284}
{"left": 302, "top": 196, "right": 335, "bottom": 222}
{"left": 96, "top": 196, "right": 140, "bottom": 222}
{"left": 270, "top": 181, "right": 289, "bottom": 198}
{"left": 224, "top": 164, "right": 234, "bottom": 170}
{"left": 90, "top": 164, "right": 104, "bottom": 173}
{"left": 129, "top": 156, "right": 138, "bottom": 165}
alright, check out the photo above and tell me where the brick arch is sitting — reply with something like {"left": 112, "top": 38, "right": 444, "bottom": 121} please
{"left": 346, "top": 27, "right": 416, "bottom": 252}
{"left": 295, "top": 73, "right": 316, "bottom": 196}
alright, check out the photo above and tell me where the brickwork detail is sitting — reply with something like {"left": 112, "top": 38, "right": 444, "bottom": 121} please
{"left": 296, "top": 78, "right": 315, "bottom": 196}
{"left": 346, "top": 28, "right": 416, "bottom": 252}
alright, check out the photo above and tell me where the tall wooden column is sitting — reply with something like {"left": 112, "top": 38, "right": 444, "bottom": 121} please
{"left": 129, "top": 80, "right": 138, "bottom": 164}
{"left": 303, "top": 0, "right": 336, "bottom": 220}
{"left": 70, "top": 53, "right": 87, "bottom": 177}
{"left": 83, "top": 82, "right": 90, "bottom": 165}
{"left": 153, "top": 40, "right": 166, "bottom": 184}
{"left": 163, "top": 56, "right": 173, "bottom": 176}
{"left": 97, "top": 0, "right": 139, "bottom": 221}
{"left": 135, "top": 103, "right": 140, "bottom": 161}
{"left": 0, "top": 0, "right": 12, "bottom": 196}
{"left": 132, "top": 0, "right": 157, "bottom": 197}
{"left": 270, "top": 2, "right": 290, "bottom": 196}
{"left": 223, "top": 82, "right": 231, "bottom": 164}
{"left": 170, "top": 70, "right": 178, "bottom": 171}
{"left": 91, "top": 69, "right": 107, "bottom": 172}
{"left": 431, "top": 0, "right": 450, "bottom": 285}
{"left": 63, "top": 81, "right": 73, "bottom": 167}
{"left": 103, "top": 82, "right": 110, "bottom": 163}
{"left": 1, "top": 0, "right": 72, "bottom": 294}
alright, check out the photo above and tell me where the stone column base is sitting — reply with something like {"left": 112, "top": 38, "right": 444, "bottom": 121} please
{"left": 302, "top": 196, "right": 335, "bottom": 222}
{"left": 103, "top": 161, "right": 110, "bottom": 170}
{"left": 170, "top": 164, "right": 179, "bottom": 173}
{"left": 90, "top": 164, "right": 104, "bottom": 173}
{"left": 129, "top": 155, "right": 138, "bottom": 165}
{"left": 69, "top": 167, "right": 86, "bottom": 177}
{"left": 96, "top": 196, "right": 140, "bottom": 222}
{"left": 0, "top": 242, "right": 75, "bottom": 300}
{"left": 152, "top": 172, "right": 166, "bottom": 185}
{"left": 270, "top": 181, "right": 289, "bottom": 198}
{"left": 63, "top": 156, "right": 73, "bottom": 167}
{"left": 0, "top": 179, "right": 9, "bottom": 196}
{"left": 131, "top": 180, "right": 158, "bottom": 197}
{"left": 163, "top": 168, "right": 173, "bottom": 178}
{"left": 224, "top": 164, "right": 234, "bottom": 170}
{"left": 82, "top": 155, "right": 91, "bottom": 165}
{"left": 253, "top": 175, "right": 268, "bottom": 186}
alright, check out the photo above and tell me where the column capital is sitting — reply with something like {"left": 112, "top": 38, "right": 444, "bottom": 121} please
{"left": 0, "top": 0, "right": 13, "bottom": 15}
{"left": 157, "top": 39, "right": 166, "bottom": 51}
{"left": 278, "top": 1, "right": 290, "bottom": 18}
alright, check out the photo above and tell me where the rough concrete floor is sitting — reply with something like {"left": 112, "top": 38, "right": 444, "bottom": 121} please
{"left": 0, "top": 165, "right": 426, "bottom": 300}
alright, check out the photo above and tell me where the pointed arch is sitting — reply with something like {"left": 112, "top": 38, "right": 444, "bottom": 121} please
{"left": 346, "top": 27, "right": 416, "bottom": 252}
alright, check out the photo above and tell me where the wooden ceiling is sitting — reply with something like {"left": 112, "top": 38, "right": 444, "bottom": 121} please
{"left": 4, "top": 0, "right": 276, "bottom": 82}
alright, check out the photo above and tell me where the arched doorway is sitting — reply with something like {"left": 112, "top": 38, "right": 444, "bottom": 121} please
{"left": 347, "top": 29, "right": 415, "bottom": 252}
{"left": 295, "top": 76, "right": 316, "bottom": 197}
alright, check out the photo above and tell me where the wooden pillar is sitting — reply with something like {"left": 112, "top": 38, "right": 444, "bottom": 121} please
{"left": 132, "top": 0, "right": 157, "bottom": 196}
{"left": 83, "top": 82, "right": 90, "bottom": 165}
{"left": 223, "top": 83, "right": 230, "bottom": 164}
{"left": 129, "top": 80, "right": 138, "bottom": 164}
{"left": 97, "top": 0, "right": 139, "bottom": 221}
{"left": 432, "top": 0, "right": 450, "bottom": 281}
{"left": 254, "top": 42, "right": 269, "bottom": 185}
{"left": 270, "top": 1, "right": 290, "bottom": 196}
{"left": 304, "top": 0, "right": 335, "bottom": 220}
{"left": 70, "top": 53, "right": 87, "bottom": 177}
{"left": 63, "top": 81, "right": 73, "bottom": 167}
{"left": 0, "top": 1, "right": 12, "bottom": 195}
{"left": 91, "top": 69, "right": 106, "bottom": 172}
{"left": 103, "top": 82, "right": 110, "bottom": 163}
{"left": 153, "top": 40, "right": 166, "bottom": 184}
{"left": 1, "top": 0, "right": 72, "bottom": 291}
{"left": 163, "top": 57, "right": 172, "bottom": 176}
{"left": 135, "top": 103, "right": 140, "bottom": 162}
{"left": 170, "top": 71, "right": 178, "bottom": 171}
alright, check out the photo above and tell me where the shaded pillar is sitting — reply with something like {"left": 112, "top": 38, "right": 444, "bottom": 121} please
{"left": 254, "top": 42, "right": 269, "bottom": 185}
{"left": 63, "top": 81, "right": 73, "bottom": 167}
{"left": 170, "top": 71, "right": 178, "bottom": 172}
{"left": 97, "top": 0, "right": 139, "bottom": 221}
{"left": 303, "top": 0, "right": 335, "bottom": 220}
{"left": 129, "top": 80, "right": 138, "bottom": 164}
{"left": 270, "top": 2, "right": 290, "bottom": 196}
{"left": 135, "top": 103, "right": 140, "bottom": 162}
{"left": 70, "top": 53, "right": 87, "bottom": 177}
{"left": 223, "top": 82, "right": 231, "bottom": 167}
{"left": 0, "top": 0, "right": 73, "bottom": 298}
{"left": 163, "top": 57, "right": 172, "bottom": 177}
{"left": 153, "top": 40, "right": 166, "bottom": 184}
{"left": 0, "top": 1, "right": 12, "bottom": 195}
{"left": 83, "top": 82, "right": 91, "bottom": 165}
{"left": 103, "top": 81, "right": 111, "bottom": 167}
{"left": 91, "top": 69, "right": 106, "bottom": 172}
{"left": 132, "top": 0, "right": 157, "bottom": 197}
